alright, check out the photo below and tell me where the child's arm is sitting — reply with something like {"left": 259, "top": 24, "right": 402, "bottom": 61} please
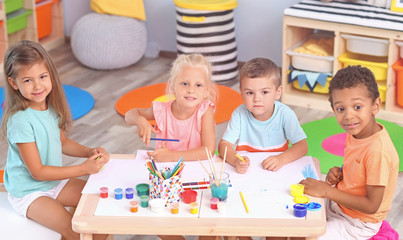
{"left": 16, "top": 142, "right": 107, "bottom": 181}
{"left": 125, "top": 107, "right": 158, "bottom": 146}
{"left": 218, "top": 139, "right": 250, "bottom": 174}
{"left": 262, "top": 139, "right": 308, "bottom": 171}
{"left": 147, "top": 106, "right": 216, "bottom": 162}
{"left": 60, "top": 131, "right": 108, "bottom": 158}
{"left": 300, "top": 178, "right": 385, "bottom": 214}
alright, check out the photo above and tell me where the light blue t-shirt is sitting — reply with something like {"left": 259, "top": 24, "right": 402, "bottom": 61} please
{"left": 5, "top": 107, "right": 62, "bottom": 198}
{"left": 222, "top": 101, "right": 306, "bottom": 152}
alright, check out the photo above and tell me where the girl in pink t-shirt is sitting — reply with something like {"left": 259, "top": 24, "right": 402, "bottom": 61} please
{"left": 125, "top": 54, "right": 217, "bottom": 162}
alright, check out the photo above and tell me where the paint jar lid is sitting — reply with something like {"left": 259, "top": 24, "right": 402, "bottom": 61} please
{"left": 307, "top": 202, "right": 322, "bottom": 211}
{"left": 210, "top": 198, "right": 219, "bottom": 204}
{"left": 294, "top": 196, "right": 309, "bottom": 204}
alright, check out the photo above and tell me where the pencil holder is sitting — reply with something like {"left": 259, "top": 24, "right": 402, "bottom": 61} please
{"left": 149, "top": 167, "right": 183, "bottom": 206}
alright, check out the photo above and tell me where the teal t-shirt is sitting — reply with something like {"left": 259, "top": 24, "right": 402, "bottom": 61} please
{"left": 5, "top": 107, "right": 62, "bottom": 198}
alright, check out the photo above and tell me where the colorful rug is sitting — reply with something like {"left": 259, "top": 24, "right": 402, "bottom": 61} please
{"left": 0, "top": 85, "right": 94, "bottom": 121}
{"left": 115, "top": 83, "right": 243, "bottom": 124}
{"left": 301, "top": 117, "right": 403, "bottom": 174}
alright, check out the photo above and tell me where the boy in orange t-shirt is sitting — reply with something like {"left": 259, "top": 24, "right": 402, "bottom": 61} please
{"left": 300, "top": 66, "right": 399, "bottom": 239}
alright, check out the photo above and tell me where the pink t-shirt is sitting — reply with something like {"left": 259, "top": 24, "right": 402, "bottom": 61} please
{"left": 337, "top": 124, "right": 399, "bottom": 223}
{"left": 152, "top": 100, "right": 215, "bottom": 151}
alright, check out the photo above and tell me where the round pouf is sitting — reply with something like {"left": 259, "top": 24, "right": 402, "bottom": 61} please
{"left": 71, "top": 13, "right": 147, "bottom": 70}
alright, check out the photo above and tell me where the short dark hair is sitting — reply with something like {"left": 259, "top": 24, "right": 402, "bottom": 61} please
{"left": 239, "top": 58, "right": 281, "bottom": 88}
{"left": 328, "top": 65, "right": 379, "bottom": 106}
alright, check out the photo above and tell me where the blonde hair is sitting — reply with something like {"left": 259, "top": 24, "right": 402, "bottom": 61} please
{"left": 166, "top": 54, "right": 218, "bottom": 104}
{"left": 1, "top": 40, "right": 71, "bottom": 138}
{"left": 239, "top": 58, "right": 281, "bottom": 88}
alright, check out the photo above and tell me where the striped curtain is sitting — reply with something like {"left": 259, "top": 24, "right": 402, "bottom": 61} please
{"left": 176, "top": 7, "right": 239, "bottom": 82}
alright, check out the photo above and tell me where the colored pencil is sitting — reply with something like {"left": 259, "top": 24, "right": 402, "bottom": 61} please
{"left": 340, "top": 164, "right": 344, "bottom": 172}
{"left": 240, "top": 191, "right": 250, "bottom": 213}
{"left": 236, "top": 154, "right": 246, "bottom": 162}
{"left": 96, "top": 156, "right": 105, "bottom": 171}
{"left": 169, "top": 157, "right": 183, "bottom": 178}
{"left": 150, "top": 138, "right": 180, "bottom": 142}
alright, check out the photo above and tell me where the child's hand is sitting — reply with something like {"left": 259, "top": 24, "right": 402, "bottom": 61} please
{"left": 262, "top": 155, "right": 284, "bottom": 171}
{"left": 299, "top": 178, "right": 330, "bottom": 198}
{"left": 235, "top": 156, "right": 250, "bottom": 174}
{"left": 325, "top": 166, "right": 343, "bottom": 186}
{"left": 81, "top": 153, "right": 108, "bottom": 174}
{"left": 137, "top": 117, "right": 159, "bottom": 146}
{"left": 147, "top": 142, "right": 172, "bottom": 162}
{"left": 90, "top": 147, "right": 110, "bottom": 159}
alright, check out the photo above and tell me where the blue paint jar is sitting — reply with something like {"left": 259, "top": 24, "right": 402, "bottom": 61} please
{"left": 125, "top": 188, "right": 134, "bottom": 199}
{"left": 114, "top": 188, "right": 123, "bottom": 200}
{"left": 293, "top": 203, "right": 307, "bottom": 218}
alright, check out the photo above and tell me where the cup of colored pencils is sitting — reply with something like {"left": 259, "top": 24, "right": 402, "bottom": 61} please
{"left": 146, "top": 157, "right": 185, "bottom": 206}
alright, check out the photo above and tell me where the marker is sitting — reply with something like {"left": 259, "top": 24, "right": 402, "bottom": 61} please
{"left": 236, "top": 154, "right": 246, "bottom": 162}
{"left": 150, "top": 138, "right": 180, "bottom": 142}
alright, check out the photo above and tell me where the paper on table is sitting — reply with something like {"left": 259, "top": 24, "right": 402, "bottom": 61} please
{"left": 82, "top": 150, "right": 216, "bottom": 194}
{"left": 85, "top": 150, "right": 319, "bottom": 218}
{"left": 199, "top": 151, "right": 318, "bottom": 219}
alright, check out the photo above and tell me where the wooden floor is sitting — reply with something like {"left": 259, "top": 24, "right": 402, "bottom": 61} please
{"left": 0, "top": 43, "right": 401, "bottom": 239}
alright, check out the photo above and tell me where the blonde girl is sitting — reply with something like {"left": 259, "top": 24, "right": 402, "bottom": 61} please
{"left": 1, "top": 40, "right": 109, "bottom": 240}
{"left": 125, "top": 53, "right": 217, "bottom": 162}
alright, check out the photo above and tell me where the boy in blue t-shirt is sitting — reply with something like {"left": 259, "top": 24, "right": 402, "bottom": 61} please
{"left": 218, "top": 58, "right": 308, "bottom": 173}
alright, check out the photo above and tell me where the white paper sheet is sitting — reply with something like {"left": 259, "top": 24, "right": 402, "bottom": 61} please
{"left": 85, "top": 150, "right": 318, "bottom": 218}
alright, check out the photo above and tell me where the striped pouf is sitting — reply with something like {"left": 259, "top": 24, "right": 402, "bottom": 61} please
{"left": 175, "top": 6, "right": 239, "bottom": 82}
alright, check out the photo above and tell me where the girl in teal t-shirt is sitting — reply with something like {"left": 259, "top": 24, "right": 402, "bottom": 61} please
{"left": 1, "top": 40, "right": 109, "bottom": 240}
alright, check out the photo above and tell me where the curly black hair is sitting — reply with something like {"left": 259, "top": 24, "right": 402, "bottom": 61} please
{"left": 328, "top": 65, "right": 380, "bottom": 106}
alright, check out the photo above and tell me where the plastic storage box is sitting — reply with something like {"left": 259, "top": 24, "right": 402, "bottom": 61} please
{"left": 36, "top": 0, "right": 56, "bottom": 39}
{"left": 341, "top": 34, "right": 389, "bottom": 57}
{"left": 286, "top": 33, "right": 334, "bottom": 73}
{"left": 378, "top": 84, "right": 387, "bottom": 103}
{"left": 5, "top": 0, "right": 24, "bottom": 14}
{"left": 338, "top": 52, "right": 388, "bottom": 81}
{"left": 392, "top": 59, "right": 403, "bottom": 107}
{"left": 6, "top": 9, "right": 33, "bottom": 34}
{"left": 396, "top": 41, "right": 403, "bottom": 59}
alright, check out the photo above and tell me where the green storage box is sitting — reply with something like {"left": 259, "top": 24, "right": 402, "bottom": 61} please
{"left": 6, "top": 9, "right": 33, "bottom": 34}
{"left": 5, "top": 0, "right": 24, "bottom": 14}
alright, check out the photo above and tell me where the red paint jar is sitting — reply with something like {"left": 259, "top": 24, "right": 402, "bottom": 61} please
{"left": 182, "top": 190, "right": 197, "bottom": 204}
{"left": 210, "top": 198, "right": 219, "bottom": 209}
{"left": 100, "top": 187, "right": 108, "bottom": 198}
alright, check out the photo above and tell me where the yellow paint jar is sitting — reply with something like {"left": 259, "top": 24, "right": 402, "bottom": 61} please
{"left": 190, "top": 202, "right": 198, "bottom": 214}
{"left": 171, "top": 202, "right": 179, "bottom": 214}
{"left": 290, "top": 184, "right": 304, "bottom": 197}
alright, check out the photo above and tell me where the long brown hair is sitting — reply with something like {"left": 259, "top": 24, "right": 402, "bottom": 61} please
{"left": 1, "top": 40, "right": 71, "bottom": 138}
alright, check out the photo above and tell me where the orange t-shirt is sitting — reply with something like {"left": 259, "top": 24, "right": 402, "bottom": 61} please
{"left": 337, "top": 124, "right": 399, "bottom": 223}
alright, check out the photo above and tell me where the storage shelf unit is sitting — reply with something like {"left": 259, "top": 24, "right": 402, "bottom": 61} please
{"left": 0, "top": 0, "right": 64, "bottom": 62}
{"left": 282, "top": 15, "right": 403, "bottom": 124}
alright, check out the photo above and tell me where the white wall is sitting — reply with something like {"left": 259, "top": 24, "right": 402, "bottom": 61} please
{"left": 63, "top": 0, "right": 300, "bottom": 66}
